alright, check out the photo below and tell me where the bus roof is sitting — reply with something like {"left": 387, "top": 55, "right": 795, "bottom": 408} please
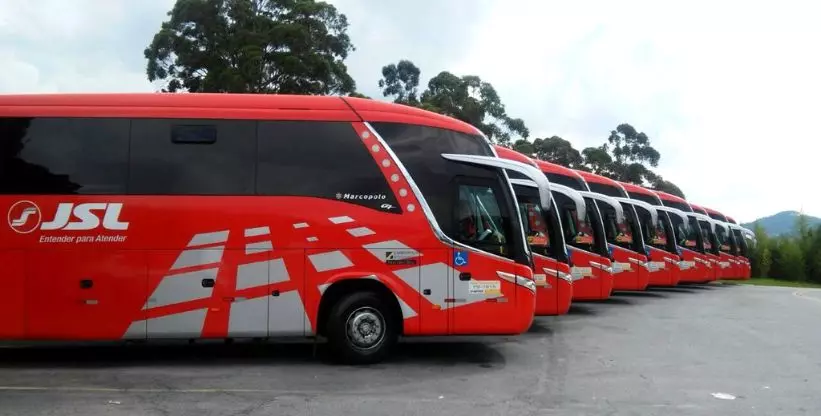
{"left": 726, "top": 216, "right": 738, "bottom": 224}
{"left": 0, "top": 93, "right": 482, "bottom": 136}
{"left": 533, "top": 159, "right": 583, "bottom": 179}
{"left": 689, "top": 203, "right": 709, "bottom": 216}
{"left": 617, "top": 181, "right": 654, "bottom": 196}
{"left": 574, "top": 170, "right": 610, "bottom": 186}
{"left": 653, "top": 189, "right": 688, "bottom": 204}
{"left": 701, "top": 206, "right": 727, "bottom": 219}
{"left": 493, "top": 145, "right": 539, "bottom": 168}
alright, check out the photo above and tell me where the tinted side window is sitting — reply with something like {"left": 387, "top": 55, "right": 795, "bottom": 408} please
{"left": 129, "top": 119, "right": 256, "bottom": 195}
{"left": 545, "top": 172, "right": 586, "bottom": 190}
{"left": 257, "top": 121, "right": 399, "bottom": 212}
{"left": 627, "top": 191, "right": 659, "bottom": 206}
{"left": 1, "top": 117, "right": 129, "bottom": 194}
{"left": 587, "top": 182, "right": 623, "bottom": 198}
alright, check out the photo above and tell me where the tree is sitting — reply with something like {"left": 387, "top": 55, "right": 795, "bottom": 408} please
{"left": 644, "top": 170, "right": 686, "bottom": 199}
{"left": 420, "top": 71, "right": 529, "bottom": 145}
{"left": 145, "top": 0, "right": 356, "bottom": 95}
{"left": 580, "top": 145, "right": 613, "bottom": 174}
{"left": 378, "top": 60, "right": 421, "bottom": 105}
{"left": 606, "top": 123, "right": 660, "bottom": 168}
{"left": 533, "top": 136, "right": 583, "bottom": 168}
{"left": 512, "top": 139, "right": 535, "bottom": 155}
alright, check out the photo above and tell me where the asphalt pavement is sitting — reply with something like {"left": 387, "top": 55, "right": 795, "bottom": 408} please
{"left": 1, "top": 282, "right": 819, "bottom": 416}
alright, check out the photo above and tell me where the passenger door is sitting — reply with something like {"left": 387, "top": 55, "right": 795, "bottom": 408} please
{"left": 450, "top": 180, "right": 518, "bottom": 334}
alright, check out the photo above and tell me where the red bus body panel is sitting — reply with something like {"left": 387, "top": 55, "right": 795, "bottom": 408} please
{"left": 533, "top": 160, "right": 614, "bottom": 300}
{"left": 645, "top": 246, "right": 681, "bottom": 286}
{"left": 494, "top": 146, "right": 573, "bottom": 316}
{"left": 532, "top": 254, "right": 573, "bottom": 315}
{"left": 569, "top": 249, "right": 614, "bottom": 300}
{"left": 610, "top": 245, "right": 650, "bottom": 291}
{"left": 0, "top": 94, "right": 536, "bottom": 341}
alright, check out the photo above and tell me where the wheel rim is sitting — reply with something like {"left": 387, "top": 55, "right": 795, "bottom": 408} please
{"left": 345, "top": 306, "right": 385, "bottom": 350}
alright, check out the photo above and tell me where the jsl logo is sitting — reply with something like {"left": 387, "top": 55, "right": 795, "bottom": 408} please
{"left": 7, "top": 201, "right": 129, "bottom": 234}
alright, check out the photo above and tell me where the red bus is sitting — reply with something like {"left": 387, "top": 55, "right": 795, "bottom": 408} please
{"left": 726, "top": 216, "right": 753, "bottom": 279}
{"left": 574, "top": 170, "right": 652, "bottom": 291}
{"left": 617, "top": 181, "right": 683, "bottom": 286}
{"left": 0, "top": 93, "right": 553, "bottom": 364}
{"left": 534, "top": 161, "right": 615, "bottom": 300}
{"left": 495, "top": 146, "right": 575, "bottom": 315}
{"left": 688, "top": 204, "right": 723, "bottom": 281}
{"left": 702, "top": 207, "right": 746, "bottom": 280}
{"left": 647, "top": 191, "right": 712, "bottom": 283}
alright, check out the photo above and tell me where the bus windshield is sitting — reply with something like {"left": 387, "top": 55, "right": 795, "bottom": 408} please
{"left": 554, "top": 192, "right": 595, "bottom": 252}
{"left": 635, "top": 204, "right": 669, "bottom": 249}
{"left": 697, "top": 220, "right": 714, "bottom": 251}
{"left": 669, "top": 213, "right": 698, "bottom": 249}
{"left": 515, "top": 192, "right": 551, "bottom": 257}
{"left": 602, "top": 204, "right": 634, "bottom": 250}
{"left": 715, "top": 224, "right": 731, "bottom": 253}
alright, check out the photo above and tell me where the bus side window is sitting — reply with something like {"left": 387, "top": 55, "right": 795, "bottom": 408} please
{"left": 128, "top": 119, "right": 256, "bottom": 195}
{"left": 0, "top": 117, "right": 129, "bottom": 195}
{"left": 256, "top": 121, "right": 399, "bottom": 212}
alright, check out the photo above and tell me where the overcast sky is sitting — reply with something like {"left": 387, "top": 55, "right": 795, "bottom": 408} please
{"left": 1, "top": 0, "right": 818, "bottom": 222}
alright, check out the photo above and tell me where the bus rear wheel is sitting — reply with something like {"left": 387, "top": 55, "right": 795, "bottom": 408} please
{"left": 326, "top": 291, "right": 397, "bottom": 365}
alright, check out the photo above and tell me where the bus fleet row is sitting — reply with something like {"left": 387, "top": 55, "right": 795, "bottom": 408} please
{"left": 0, "top": 93, "right": 756, "bottom": 364}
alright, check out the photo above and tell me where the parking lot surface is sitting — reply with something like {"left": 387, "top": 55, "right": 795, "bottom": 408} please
{"left": 1, "top": 283, "right": 819, "bottom": 416}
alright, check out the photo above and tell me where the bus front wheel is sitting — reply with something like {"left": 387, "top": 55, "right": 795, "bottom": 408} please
{"left": 326, "top": 291, "right": 397, "bottom": 364}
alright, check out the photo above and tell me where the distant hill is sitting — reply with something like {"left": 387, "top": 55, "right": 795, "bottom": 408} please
{"left": 742, "top": 211, "right": 821, "bottom": 236}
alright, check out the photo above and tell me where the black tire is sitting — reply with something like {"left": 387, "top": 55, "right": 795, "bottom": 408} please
{"left": 325, "top": 291, "right": 397, "bottom": 365}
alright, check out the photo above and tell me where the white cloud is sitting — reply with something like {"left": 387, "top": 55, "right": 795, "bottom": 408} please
{"left": 2, "top": 0, "right": 818, "bottom": 222}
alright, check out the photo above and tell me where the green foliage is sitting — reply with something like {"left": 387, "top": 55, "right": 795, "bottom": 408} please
{"left": 751, "top": 215, "right": 821, "bottom": 284}
{"left": 377, "top": 60, "right": 529, "bottom": 145}
{"left": 512, "top": 139, "right": 535, "bottom": 155}
{"left": 378, "top": 60, "right": 420, "bottom": 105}
{"left": 145, "top": 0, "right": 356, "bottom": 95}
{"left": 532, "top": 136, "right": 583, "bottom": 167}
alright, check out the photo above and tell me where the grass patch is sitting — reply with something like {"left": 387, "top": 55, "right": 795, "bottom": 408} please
{"left": 719, "top": 277, "right": 821, "bottom": 289}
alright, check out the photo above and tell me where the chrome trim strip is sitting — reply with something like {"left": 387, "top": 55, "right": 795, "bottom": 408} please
{"left": 578, "top": 191, "right": 625, "bottom": 223}
{"left": 589, "top": 261, "right": 613, "bottom": 274}
{"left": 616, "top": 197, "right": 658, "bottom": 225}
{"left": 549, "top": 183, "right": 587, "bottom": 222}
{"left": 497, "top": 271, "right": 536, "bottom": 293}
{"left": 510, "top": 178, "right": 539, "bottom": 188}
{"left": 364, "top": 122, "right": 516, "bottom": 264}
{"left": 542, "top": 267, "right": 572, "bottom": 283}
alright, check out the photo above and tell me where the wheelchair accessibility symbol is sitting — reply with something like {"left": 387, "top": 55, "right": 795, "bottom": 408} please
{"left": 454, "top": 250, "right": 469, "bottom": 267}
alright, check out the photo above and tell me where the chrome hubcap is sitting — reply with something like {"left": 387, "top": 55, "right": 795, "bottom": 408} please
{"left": 345, "top": 307, "right": 384, "bottom": 350}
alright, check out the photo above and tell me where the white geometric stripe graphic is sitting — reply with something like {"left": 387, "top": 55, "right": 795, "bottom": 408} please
{"left": 244, "top": 226, "right": 270, "bottom": 237}
{"left": 362, "top": 240, "right": 420, "bottom": 262}
{"left": 306, "top": 236, "right": 318, "bottom": 242}
{"left": 245, "top": 240, "right": 273, "bottom": 254}
{"left": 186, "top": 230, "right": 229, "bottom": 247}
{"left": 145, "top": 268, "right": 219, "bottom": 309}
{"left": 395, "top": 296, "right": 418, "bottom": 319}
{"left": 235, "top": 258, "right": 290, "bottom": 290}
{"left": 347, "top": 226, "right": 375, "bottom": 237}
{"left": 308, "top": 250, "right": 354, "bottom": 272}
{"left": 328, "top": 216, "right": 354, "bottom": 224}
{"left": 170, "top": 247, "right": 225, "bottom": 270}
{"left": 293, "top": 222, "right": 309, "bottom": 229}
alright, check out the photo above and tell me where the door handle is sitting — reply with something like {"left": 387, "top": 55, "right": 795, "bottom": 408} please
{"left": 459, "top": 272, "right": 472, "bottom": 281}
{"left": 201, "top": 278, "right": 215, "bottom": 288}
